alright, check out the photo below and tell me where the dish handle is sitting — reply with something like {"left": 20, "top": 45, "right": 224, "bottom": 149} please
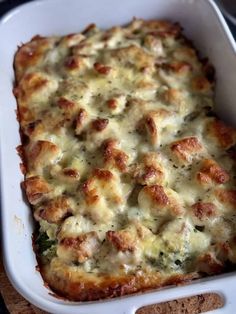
{"left": 110, "top": 274, "right": 236, "bottom": 314}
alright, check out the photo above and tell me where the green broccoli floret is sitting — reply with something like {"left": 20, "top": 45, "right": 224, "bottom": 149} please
{"left": 35, "top": 232, "right": 56, "bottom": 255}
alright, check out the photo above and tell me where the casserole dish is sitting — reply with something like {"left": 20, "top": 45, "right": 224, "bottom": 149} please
{"left": 0, "top": 0, "right": 236, "bottom": 313}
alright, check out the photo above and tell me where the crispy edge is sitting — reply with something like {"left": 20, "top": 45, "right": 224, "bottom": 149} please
{"left": 41, "top": 262, "right": 199, "bottom": 301}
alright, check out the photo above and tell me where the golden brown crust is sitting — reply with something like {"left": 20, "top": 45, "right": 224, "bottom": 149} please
{"left": 196, "top": 159, "right": 229, "bottom": 186}
{"left": 74, "top": 108, "right": 88, "bottom": 135}
{"left": 14, "top": 36, "right": 56, "bottom": 81}
{"left": 143, "top": 185, "right": 169, "bottom": 207}
{"left": 25, "top": 140, "right": 60, "bottom": 172}
{"left": 170, "top": 137, "right": 203, "bottom": 164}
{"left": 23, "top": 176, "right": 51, "bottom": 205}
{"left": 191, "top": 202, "right": 217, "bottom": 221}
{"left": 111, "top": 44, "right": 155, "bottom": 71}
{"left": 143, "top": 114, "right": 158, "bottom": 146}
{"left": 41, "top": 260, "right": 198, "bottom": 301}
{"left": 62, "top": 168, "right": 80, "bottom": 181}
{"left": 137, "top": 109, "right": 170, "bottom": 147}
{"left": 208, "top": 119, "right": 236, "bottom": 148}
{"left": 161, "top": 88, "right": 184, "bottom": 110}
{"left": 106, "top": 230, "right": 136, "bottom": 252}
{"left": 215, "top": 189, "right": 236, "bottom": 207}
{"left": 131, "top": 152, "right": 164, "bottom": 185}
{"left": 34, "top": 196, "right": 72, "bottom": 224}
{"left": 102, "top": 139, "right": 129, "bottom": 172}
{"left": 91, "top": 118, "right": 109, "bottom": 132}
{"left": 58, "top": 232, "right": 100, "bottom": 263}
{"left": 81, "top": 168, "right": 123, "bottom": 223}
{"left": 16, "top": 71, "right": 58, "bottom": 107}
{"left": 23, "top": 119, "right": 45, "bottom": 138}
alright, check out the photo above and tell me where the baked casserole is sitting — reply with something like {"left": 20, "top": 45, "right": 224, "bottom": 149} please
{"left": 13, "top": 19, "right": 236, "bottom": 301}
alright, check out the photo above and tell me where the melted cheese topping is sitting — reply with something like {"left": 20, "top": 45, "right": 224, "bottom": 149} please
{"left": 15, "top": 19, "right": 236, "bottom": 300}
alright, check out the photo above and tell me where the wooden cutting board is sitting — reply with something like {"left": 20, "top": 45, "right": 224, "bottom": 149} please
{"left": 0, "top": 252, "right": 224, "bottom": 314}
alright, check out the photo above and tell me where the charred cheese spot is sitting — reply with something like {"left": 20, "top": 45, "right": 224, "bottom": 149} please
{"left": 16, "top": 105, "right": 34, "bottom": 125}
{"left": 107, "top": 98, "right": 117, "bottom": 109}
{"left": 81, "top": 169, "right": 123, "bottom": 223}
{"left": 160, "top": 88, "right": 189, "bottom": 115}
{"left": 64, "top": 55, "right": 91, "bottom": 75}
{"left": 23, "top": 119, "right": 44, "bottom": 138}
{"left": 196, "top": 159, "right": 229, "bottom": 186}
{"left": 25, "top": 140, "right": 61, "bottom": 173}
{"left": 170, "top": 137, "right": 203, "bottom": 164}
{"left": 140, "top": 185, "right": 168, "bottom": 207}
{"left": 34, "top": 196, "right": 72, "bottom": 224}
{"left": 56, "top": 97, "right": 78, "bottom": 122}
{"left": 93, "top": 62, "right": 112, "bottom": 75}
{"left": 53, "top": 167, "right": 81, "bottom": 185}
{"left": 93, "top": 168, "right": 114, "bottom": 180}
{"left": 74, "top": 108, "right": 88, "bottom": 135}
{"left": 19, "top": 72, "right": 48, "bottom": 95}
{"left": 64, "top": 56, "right": 80, "bottom": 70}
{"left": 58, "top": 231, "right": 100, "bottom": 263}
{"left": 18, "top": 72, "right": 58, "bottom": 103}
{"left": 208, "top": 119, "right": 236, "bottom": 149}
{"left": 138, "top": 185, "right": 183, "bottom": 217}
{"left": 106, "top": 95, "right": 126, "bottom": 114}
{"left": 62, "top": 168, "right": 80, "bottom": 180}
{"left": 23, "top": 176, "right": 51, "bottom": 205}
{"left": 14, "top": 36, "right": 56, "bottom": 81}
{"left": 102, "top": 139, "right": 129, "bottom": 172}
{"left": 91, "top": 118, "right": 109, "bottom": 132}
{"left": 162, "top": 88, "right": 183, "bottom": 107}
{"left": 131, "top": 152, "right": 164, "bottom": 185}
{"left": 191, "top": 202, "right": 217, "bottom": 221}
{"left": 106, "top": 230, "right": 136, "bottom": 252}
{"left": 110, "top": 45, "right": 155, "bottom": 71}
{"left": 57, "top": 97, "right": 76, "bottom": 111}
{"left": 215, "top": 189, "right": 236, "bottom": 208}
{"left": 138, "top": 109, "right": 171, "bottom": 147}
{"left": 141, "top": 114, "right": 158, "bottom": 147}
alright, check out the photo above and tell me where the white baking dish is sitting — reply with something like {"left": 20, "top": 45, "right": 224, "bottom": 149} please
{"left": 0, "top": 0, "right": 235, "bottom": 313}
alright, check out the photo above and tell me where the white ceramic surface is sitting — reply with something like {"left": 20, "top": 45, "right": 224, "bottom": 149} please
{"left": 0, "top": 0, "right": 236, "bottom": 313}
